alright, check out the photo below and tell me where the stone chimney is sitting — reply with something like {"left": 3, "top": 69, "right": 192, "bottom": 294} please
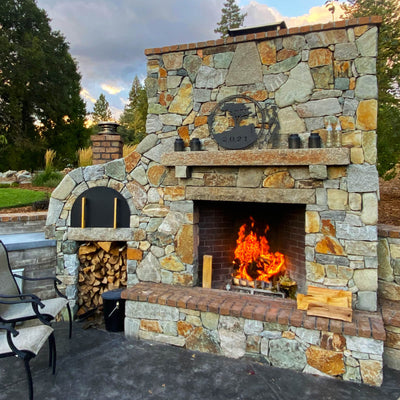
{"left": 91, "top": 122, "right": 123, "bottom": 164}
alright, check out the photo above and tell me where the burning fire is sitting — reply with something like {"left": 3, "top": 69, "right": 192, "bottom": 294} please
{"left": 233, "top": 217, "right": 286, "bottom": 283}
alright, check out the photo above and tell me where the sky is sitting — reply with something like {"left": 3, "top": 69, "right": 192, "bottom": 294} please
{"left": 35, "top": 0, "right": 344, "bottom": 119}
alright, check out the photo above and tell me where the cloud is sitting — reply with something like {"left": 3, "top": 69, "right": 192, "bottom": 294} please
{"left": 80, "top": 88, "right": 96, "bottom": 104}
{"left": 242, "top": 1, "right": 344, "bottom": 28}
{"left": 36, "top": 0, "right": 345, "bottom": 116}
{"left": 36, "top": 0, "right": 222, "bottom": 114}
{"left": 101, "top": 84, "right": 124, "bottom": 95}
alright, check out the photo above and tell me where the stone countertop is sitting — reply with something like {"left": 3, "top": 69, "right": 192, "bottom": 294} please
{"left": 0, "top": 232, "right": 56, "bottom": 251}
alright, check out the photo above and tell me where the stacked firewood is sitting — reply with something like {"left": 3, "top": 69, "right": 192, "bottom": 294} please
{"left": 77, "top": 241, "right": 127, "bottom": 316}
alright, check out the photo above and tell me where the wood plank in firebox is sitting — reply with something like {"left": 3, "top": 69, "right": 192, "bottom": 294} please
{"left": 307, "top": 303, "right": 353, "bottom": 323}
{"left": 202, "top": 255, "right": 213, "bottom": 289}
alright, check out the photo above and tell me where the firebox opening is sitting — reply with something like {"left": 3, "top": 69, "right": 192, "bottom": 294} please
{"left": 197, "top": 201, "right": 306, "bottom": 295}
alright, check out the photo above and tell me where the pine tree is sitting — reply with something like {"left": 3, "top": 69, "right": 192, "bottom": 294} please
{"left": 342, "top": 0, "right": 400, "bottom": 177}
{"left": 92, "top": 93, "right": 112, "bottom": 123}
{"left": 215, "top": 0, "right": 247, "bottom": 38}
{"left": 0, "top": 0, "right": 89, "bottom": 170}
{"left": 119, "top": 76, "right": 148, "bottom": 144}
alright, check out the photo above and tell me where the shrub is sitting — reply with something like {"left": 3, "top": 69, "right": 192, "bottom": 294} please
{"left": 78, "top": 147, "right": 92, "bottom": 166}
{"left": 32, "top": 170, "right": 63, "bottom": 187}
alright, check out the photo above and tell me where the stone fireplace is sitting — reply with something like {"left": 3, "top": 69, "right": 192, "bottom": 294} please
{"left": 45, "top": 16, "right": 389, "bottom": 386}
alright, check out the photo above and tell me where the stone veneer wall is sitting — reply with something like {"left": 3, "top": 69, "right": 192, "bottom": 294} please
{"left": 44, "top": 16, "right": 390, "bottom": 386}
{"left": 377, "top": 225, "right": 400, "bottom": 370}
{"left": 123, "top": 282, "right": 386, "bottom": 386}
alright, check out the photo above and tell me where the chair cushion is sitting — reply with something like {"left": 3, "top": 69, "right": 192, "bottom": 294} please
{"left": 1, "top": 297, "right": 68, "bottom": 322}
{"left": 0, "top": 324, "right": 53, "bottom": 355}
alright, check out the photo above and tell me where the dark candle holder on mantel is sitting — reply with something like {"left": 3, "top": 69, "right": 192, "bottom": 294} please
{"left": 174, "top": 138, "right": 185, "bottom": 151}
{"left": 308, "top": 133, "right": 321, "bottom": 148}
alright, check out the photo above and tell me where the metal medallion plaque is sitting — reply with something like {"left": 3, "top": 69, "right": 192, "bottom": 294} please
{"left": 208, "top": 94, "right": 271, "bottom": 150}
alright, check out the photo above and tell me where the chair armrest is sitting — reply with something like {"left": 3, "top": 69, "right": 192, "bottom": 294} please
{"left": 13, "top": 274, "right": 66, "bottom": 300}
{"left": 13, "top": 274, "right": 62, "bottom": 285}
{"left": 0, "top": 322, "right": 18, "bottom": 336}
{"left": 0, "top": 294, "right": 45, "bottom": 308}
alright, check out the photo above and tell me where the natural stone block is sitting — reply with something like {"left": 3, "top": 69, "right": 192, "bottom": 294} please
{"left": 258, "top": 40, "right": 276, "bottom": 65}
{"left": 309, "top": 165, "right": 327, "bottom": 180}
{"left": 135, "top": 134, "right": 159, "bottom": 154}
{"left": 263, "top": 73, "right": 288, "bottom": 92}
{"left": 124, "top": 317, "right": 140, "bottom": 339}
{"left": 334, "top": 43, "right": 358, "bottom": 61}
{"left": 175, "top": 225, "right": 194, "bottom": 264}
{"left": 316, "top": 236, "right": 345, "bottom": 255}
{"left": 362, "top": 131, "right": 377, "bottom": 164}
{"left": 244, "top": 319, "right": 263, "bottom": 335}
{"left": 306, "top": 346, "right": 345, "bottom": 376}
{"left": 140, "top": 319, "right": 162, "bottom": 333}
{"left": 226, "top": 42, "right": 263, "bottom": 86}
{"left": 355, "top": 57, "right": 376, "bottom": 75}
{"left": 354, "top": 269, "right": 378, "bottom": 291}
{"left": 294, "top": 327, "right": 320, "bottom": 345}
{"left": 296, "top": 98, "right": 342, "bottom": 118}
{"left": 186, "top": 327, "right": 220, "bottom": 354}
{"left": 162, "top": 52, "right": 184, "bottom": 70}
{"left": 267, "top": 54, "right": 301, "bottom": 74}
{"left": 355, "top": 75, "right": 378, "bottom": 100}
{"left": 327, "top": 189, "right": 348, "bottom": 210}
{"left": 349, "top": 193, "right": 362, "bottom": 211}
{"left": 169, "top": 79, "right": 193, "bottom": 115}
{"left": 383, "top": 348, "right": 400, "bottom": 370}
{"left": 201, "top": 312, "right": 219, "bottom": 331}
{"left": 306, "top": 261, "right": 325, "bottom": 283}
{"left": 269, "top": 338, "right": 307, "bottom": 371}
{"left": 356, "top": 27, "right": 378, "bottom": 57}
{"left": 308, "top": 48, "right": 332, "bottom": 67}
{"left": 278, "top": 107, "right": 306, "bottom": 134}
{"left": 52, "top": 174, "right": 76, "bottom": 201}
{"left": 356, "top": 99, "right": 377, "bottom": 130}
{"left": 147, "top": 164, "right": 167, "bottom": 186}
{"left": 347, "top": 164, "right": 379, "bottom": 193}
{"left": 361, "top": 193, "right": 378, "bottom": 225}
{"left": 237, "top": 168, "right": 264, "bottom": 188}
{"left": 275, "top": 63, "right": 314, "bottom": 107}
{"left": 379, "top": 281, "right": 400, "bottom": 301}
{"left": 263, "top": 172, "right": 295, "bottom": 188}
{"left": 390, "top": 244, "right": 400, "bottom": 259}
{"left": 126, "top": 301, "right": 179, "bottom": 321}
{"left": 350, "top": 148, "right": 364, "bottom": 164}
{"left": 357, "top": 291, "right": 377, "bottom": 312}
{"left": 305, "top": 211, "right": 320, "bottom": 233}
{"left": 359, "top": 360, "right": 383, "bottom": 386}
{"left": 344, "top": 240, "right": 377, "bottom": 256}
{"left": 139, "top": 330, "right": 185, "bottom": 347}
{"left": 160, "top": 254, "right": 185, "bottom": 272}
{"left": 136, "top": 253, "right": 161, "bottom": 283}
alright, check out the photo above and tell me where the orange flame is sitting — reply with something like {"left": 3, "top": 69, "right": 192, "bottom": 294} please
{"left": 233, "top": 217, "right": 286, "bottom": 282}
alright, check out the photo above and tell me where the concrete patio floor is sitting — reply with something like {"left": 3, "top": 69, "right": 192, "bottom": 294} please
{"left": 0, "top": 322, "right": 400, "bottom": 400}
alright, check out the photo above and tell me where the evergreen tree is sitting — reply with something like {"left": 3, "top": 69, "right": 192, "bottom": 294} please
{"left": 119, "top": 76, "right": 147, "bottom": 144}
{"left": 215, "top": 0, "right": 247, "bottom": 38}
{"left": 0, "top": 0, "right": 89, "bottom": 170}
{"left": 342, "top": 0, "right": 400, "bottom": 177}
{"left": 92, "top": 93, "right": 112, "bottom": 123}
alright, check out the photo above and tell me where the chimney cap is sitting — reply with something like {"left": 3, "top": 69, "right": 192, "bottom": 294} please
{"left": 97, "top": 121, "right": 120, "bottom": 135}
{"left": 228, "top": 21, "right": 287, "bottom": 37}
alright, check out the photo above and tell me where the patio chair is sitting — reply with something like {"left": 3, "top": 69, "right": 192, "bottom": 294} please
{"left": 0, "top": 321, "right": 56, "bottom": 400}
{"left": 0, "top": 240, "right": 72, "bottom": 338}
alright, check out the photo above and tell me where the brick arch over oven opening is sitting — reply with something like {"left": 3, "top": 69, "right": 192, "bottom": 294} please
{"left": 71, "top": 187, "right": 130, "bottom": 228}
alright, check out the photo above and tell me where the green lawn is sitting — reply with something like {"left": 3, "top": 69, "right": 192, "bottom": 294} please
{"left": 0, "top": 188, "right": 47, "bottom": 209}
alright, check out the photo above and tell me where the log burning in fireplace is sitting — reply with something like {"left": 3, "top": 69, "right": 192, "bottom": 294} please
{"left": 230, "top": 217, "right": 297, "bottom": 298}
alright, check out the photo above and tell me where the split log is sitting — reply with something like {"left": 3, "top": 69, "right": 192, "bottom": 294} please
{"left": 76, "top": 241, "right": 127, "bottom": 315}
